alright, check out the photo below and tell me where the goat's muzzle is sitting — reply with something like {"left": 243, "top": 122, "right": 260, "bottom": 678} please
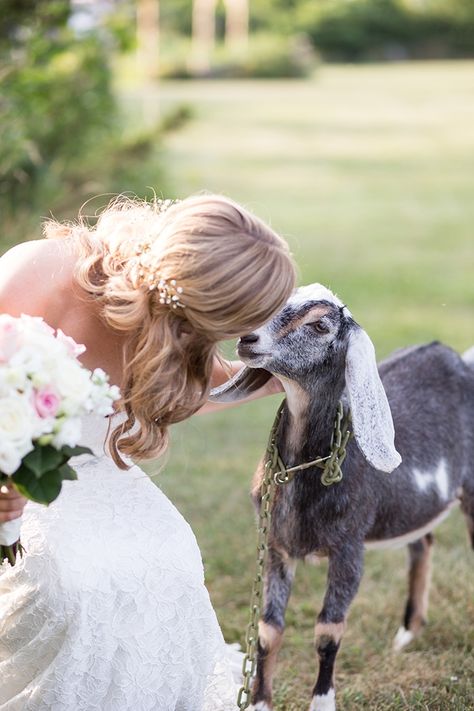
{"left": 237, "top": 333, "right": 265, "bottom": 360}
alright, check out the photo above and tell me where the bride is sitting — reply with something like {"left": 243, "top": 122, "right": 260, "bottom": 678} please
{"left": 0, "top": 194, "right": 295, "bottom": 710}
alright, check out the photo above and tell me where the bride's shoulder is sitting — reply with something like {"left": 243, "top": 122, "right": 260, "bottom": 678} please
{"left": 0, "top": 239, "right": 74, "bottom": 317}
{"left": 1, "top": 238, "right": 43, "bottom": 265}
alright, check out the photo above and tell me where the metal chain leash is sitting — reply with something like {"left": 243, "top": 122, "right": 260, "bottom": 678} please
{"left": 236, "top": 402, "right": 284, "bottom": 710}
{"left": 320, "top": 401, "right": 352, "bottom": 486}
{"left": 236, "top": 400, "right": 352, "bottom": 709}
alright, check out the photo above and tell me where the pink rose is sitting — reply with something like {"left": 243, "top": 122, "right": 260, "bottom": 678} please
{"left": 56, "top": 329, "right": 86, "bottom": 358}
{"left": 34, "top": 388, "right": 60, "bottom": 418}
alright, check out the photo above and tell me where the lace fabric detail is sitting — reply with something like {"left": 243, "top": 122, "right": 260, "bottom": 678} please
{"left": 0, "top": 414, "right": 240, "bottom": 710}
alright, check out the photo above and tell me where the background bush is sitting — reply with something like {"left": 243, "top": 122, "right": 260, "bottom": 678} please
{"left": 0, "top": 1, "right": 115, "bottom": 209}
{"left": 159, "top": 0, "right": 474, "bottom": 65}
{"left": 294, "top": 0, "right": 474, "bottom": 62}
{"left": 160, "top": 33, "right": 316, "bottom": 79}
{"left": 0, "top": 0, "right": 176, "bottom": 248}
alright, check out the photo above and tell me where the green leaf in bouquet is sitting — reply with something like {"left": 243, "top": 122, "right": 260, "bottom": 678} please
{"left": 12, "top": 466, "right": 63, "bottom": 505}
{"left": 58, "top": 462, "right": 78, "bottom": 481}
{"left": 23, "top": 445, "right": 64, "bottom": 479}
{"left": 60, "top": 445, "right": 93, "bottom": 459}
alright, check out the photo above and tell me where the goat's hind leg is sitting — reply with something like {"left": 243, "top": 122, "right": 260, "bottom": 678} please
{"left": 251, "top": 547, "right": 296, "bottom": 710}
{"left": 460, "top": 485, "right": 474, "bottom": 550}
{"left": 310, "top": 546, "right": 364, "bottom": 711}
{"left": 393, "top": 533, "right": 434, "bottom": 652}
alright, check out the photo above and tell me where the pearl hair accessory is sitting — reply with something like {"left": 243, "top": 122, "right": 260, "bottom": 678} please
{"left": 131, "top": 250, "right": 185, "bottom": 310}
{"left": 129, "top": 198, "right": 185, "bottom": 310}
{"left": 156, "top": 278, "right": 185, "bottom": 309}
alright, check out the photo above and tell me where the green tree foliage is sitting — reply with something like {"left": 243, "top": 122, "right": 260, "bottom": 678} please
{"left": 0, "top": 0, "right": 115, "bottom": 208}
{"left": 159, "top": 0, "right": 474, "bottom": 62}
{"left": 160, "top": 0, "right": 193, "bottom": 37}
{"left": 295, "top": 0, "right": 474, "bottom": 61}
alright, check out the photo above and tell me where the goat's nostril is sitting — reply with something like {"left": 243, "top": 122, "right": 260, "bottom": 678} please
{"left": 239, "top": 333, "right": 259, "bottom": 345}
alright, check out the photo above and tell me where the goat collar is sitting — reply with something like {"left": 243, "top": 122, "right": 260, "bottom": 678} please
{"left": 265, "top": 400, "right": 352, "bottom": 487}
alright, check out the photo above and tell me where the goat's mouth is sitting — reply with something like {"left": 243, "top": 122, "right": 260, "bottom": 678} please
{"left": 237, "top": 343, "right": 269, "bottom": 362}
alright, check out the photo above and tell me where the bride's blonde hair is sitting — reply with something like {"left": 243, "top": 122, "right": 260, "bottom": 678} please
{"left": 45, "top": 194, "right": 296, "bottom": 468}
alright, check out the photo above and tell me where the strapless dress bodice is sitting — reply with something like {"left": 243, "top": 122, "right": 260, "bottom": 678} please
{"left": 78, "top": 412, "right": 127, "bottom": 457}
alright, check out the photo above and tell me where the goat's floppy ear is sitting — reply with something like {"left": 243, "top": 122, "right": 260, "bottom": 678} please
{"left": 209, "top": 367, "right": 272, "bottom": 403}
{"left": 345, "top": 328, "right": 402, "bottom": 473}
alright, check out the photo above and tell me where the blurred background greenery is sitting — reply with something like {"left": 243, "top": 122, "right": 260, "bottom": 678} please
{"left": 1, "top": 1, "right": 473, "bottom": 708}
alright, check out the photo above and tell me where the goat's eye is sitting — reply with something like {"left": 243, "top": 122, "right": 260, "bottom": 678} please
{"left": 308, "top": 321, "right": 329, "bottom": 335}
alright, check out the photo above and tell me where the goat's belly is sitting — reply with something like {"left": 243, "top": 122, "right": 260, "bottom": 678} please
{"left": 364, "top": 500, "right": 458, "bottom": 551}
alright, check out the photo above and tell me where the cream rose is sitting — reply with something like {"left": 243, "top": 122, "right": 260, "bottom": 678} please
{"left": 55, "top": 361, "right": 93, "bottom": 413}
{"left": 0, "top": 442, "right": 22, "bottom": 476}
{"left": 0, "top": 395, "right": 35, "bottom": 474}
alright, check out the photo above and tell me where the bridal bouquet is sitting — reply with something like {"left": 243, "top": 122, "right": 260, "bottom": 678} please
{"left": 0, "top": 314, "right": 120, "bottom": 564}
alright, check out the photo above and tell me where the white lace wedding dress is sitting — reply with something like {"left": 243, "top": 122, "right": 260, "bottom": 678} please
{"left": 0, "top": 413, "right": 241, "bottom": 710}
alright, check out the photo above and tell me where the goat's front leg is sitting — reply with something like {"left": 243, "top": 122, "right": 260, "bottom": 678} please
{"left": 251, "top": 546, "right": 296, "bottom": 710}
{"left": 310, "top": 545, "right": 364, "bottom": 711}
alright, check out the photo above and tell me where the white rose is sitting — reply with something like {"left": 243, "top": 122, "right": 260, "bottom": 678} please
{"left": 0, "top": 395, "right": 35, "bottom": 448}
{"left": 9, "top": 345, "right": 47, "bottom": 379}
{"left": 30, "top": 413, "right": 55, "bottom": 440}
{"left": 0, "top": 442, "right": 22, "bottom": 476}
{"left": 51, "top": 417, "right": 82, "bottom": 449}
{"left": 0, "top": 395, "right": 35, "bottom": 474}
{"left": 3, "top": 365, "right": 35, "bottom": 396}
{"left": 55, "top": 361, "right": 93, "bottom": 414}
{"left": 29, "top": 363, "right": 57, "bottom": 389}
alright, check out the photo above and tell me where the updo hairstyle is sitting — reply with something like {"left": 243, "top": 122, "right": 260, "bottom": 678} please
{"left": 45, "top": 194, "right": 296, "bottom": 468}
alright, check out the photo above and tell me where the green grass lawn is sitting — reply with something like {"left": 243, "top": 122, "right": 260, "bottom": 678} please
{"left": 1, "top": 58, "right": 472, "bottom": 710}
{"left": 128, "top": 62, "right": 474, "bottom": 710}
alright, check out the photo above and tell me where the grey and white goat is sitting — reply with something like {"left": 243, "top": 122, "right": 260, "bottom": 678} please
{"left": 211, "top": 284, "right": 474, "bottom": 711}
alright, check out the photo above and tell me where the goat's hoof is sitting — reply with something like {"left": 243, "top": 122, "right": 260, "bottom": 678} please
{"left": 309, "top": 689, "right": 336, "bottom": 711}
{"left": 392, "top": 625, "right": 415, "bottom": 652}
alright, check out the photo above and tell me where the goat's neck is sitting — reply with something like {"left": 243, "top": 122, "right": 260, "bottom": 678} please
{"left": 278, "top": 373, "right": 345, "bottom": 467}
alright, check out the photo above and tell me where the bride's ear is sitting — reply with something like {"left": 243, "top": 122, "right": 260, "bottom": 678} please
{"left": 209, "top": 367, "right": 272, "bottom": 403}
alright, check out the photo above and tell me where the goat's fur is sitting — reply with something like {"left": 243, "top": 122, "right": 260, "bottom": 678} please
{"left": 210, "top": 284, "right": 474, "bottom": 711}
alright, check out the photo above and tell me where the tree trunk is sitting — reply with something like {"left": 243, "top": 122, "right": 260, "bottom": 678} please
{"left": 190, "top": 0, "right": 216, "bottom": 75}
{"left": 136, "top": 0, "right": 160, "bottom": 80}
{"left": 225, "top": 0, "right": 249, "bottom": 52}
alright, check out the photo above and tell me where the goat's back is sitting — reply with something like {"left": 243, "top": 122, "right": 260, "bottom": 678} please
{"left": 380, "top": 340, "right": 474, "bottom": 444}
{"left": 362, "top": 341, "right": 474, "bottom": 542}
{"left": 381, "top": 341, "right": 474, "bottom": 475}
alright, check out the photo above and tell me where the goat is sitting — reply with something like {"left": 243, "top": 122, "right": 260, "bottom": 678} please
{"left": 210, "top": 284, "right": 474, "bottom": 711}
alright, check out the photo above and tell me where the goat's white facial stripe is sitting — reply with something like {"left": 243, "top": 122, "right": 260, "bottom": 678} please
{"left": 310, "top": 689, "right": 336, "bottom": 711}
{"left": 289, "top": 284, "right": 347, "bottom": 312}
{"left": 248, "top": 325, "right": 274, "bottom": 352}
{"left": 413, "top": 459, "right": 449, "bottom": 500}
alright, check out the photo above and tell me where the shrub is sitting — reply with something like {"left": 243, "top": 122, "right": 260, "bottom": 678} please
{"left": 295, "top": 0, "right": 474, "bottom": 62}
{"left": 160, "top": 34, "right": 316, "bottom": 79}
{"left": 0, "top": 1, "right": 115, "bottom": 207}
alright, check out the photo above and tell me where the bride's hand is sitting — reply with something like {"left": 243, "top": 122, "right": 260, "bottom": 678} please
{"left": 0, "top": 484, "right": 27, "bottom": 522}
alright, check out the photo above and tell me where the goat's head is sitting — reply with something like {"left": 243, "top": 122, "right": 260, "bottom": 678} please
{"left": 211, "top": 284, "right": 401, "bottom": 473}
